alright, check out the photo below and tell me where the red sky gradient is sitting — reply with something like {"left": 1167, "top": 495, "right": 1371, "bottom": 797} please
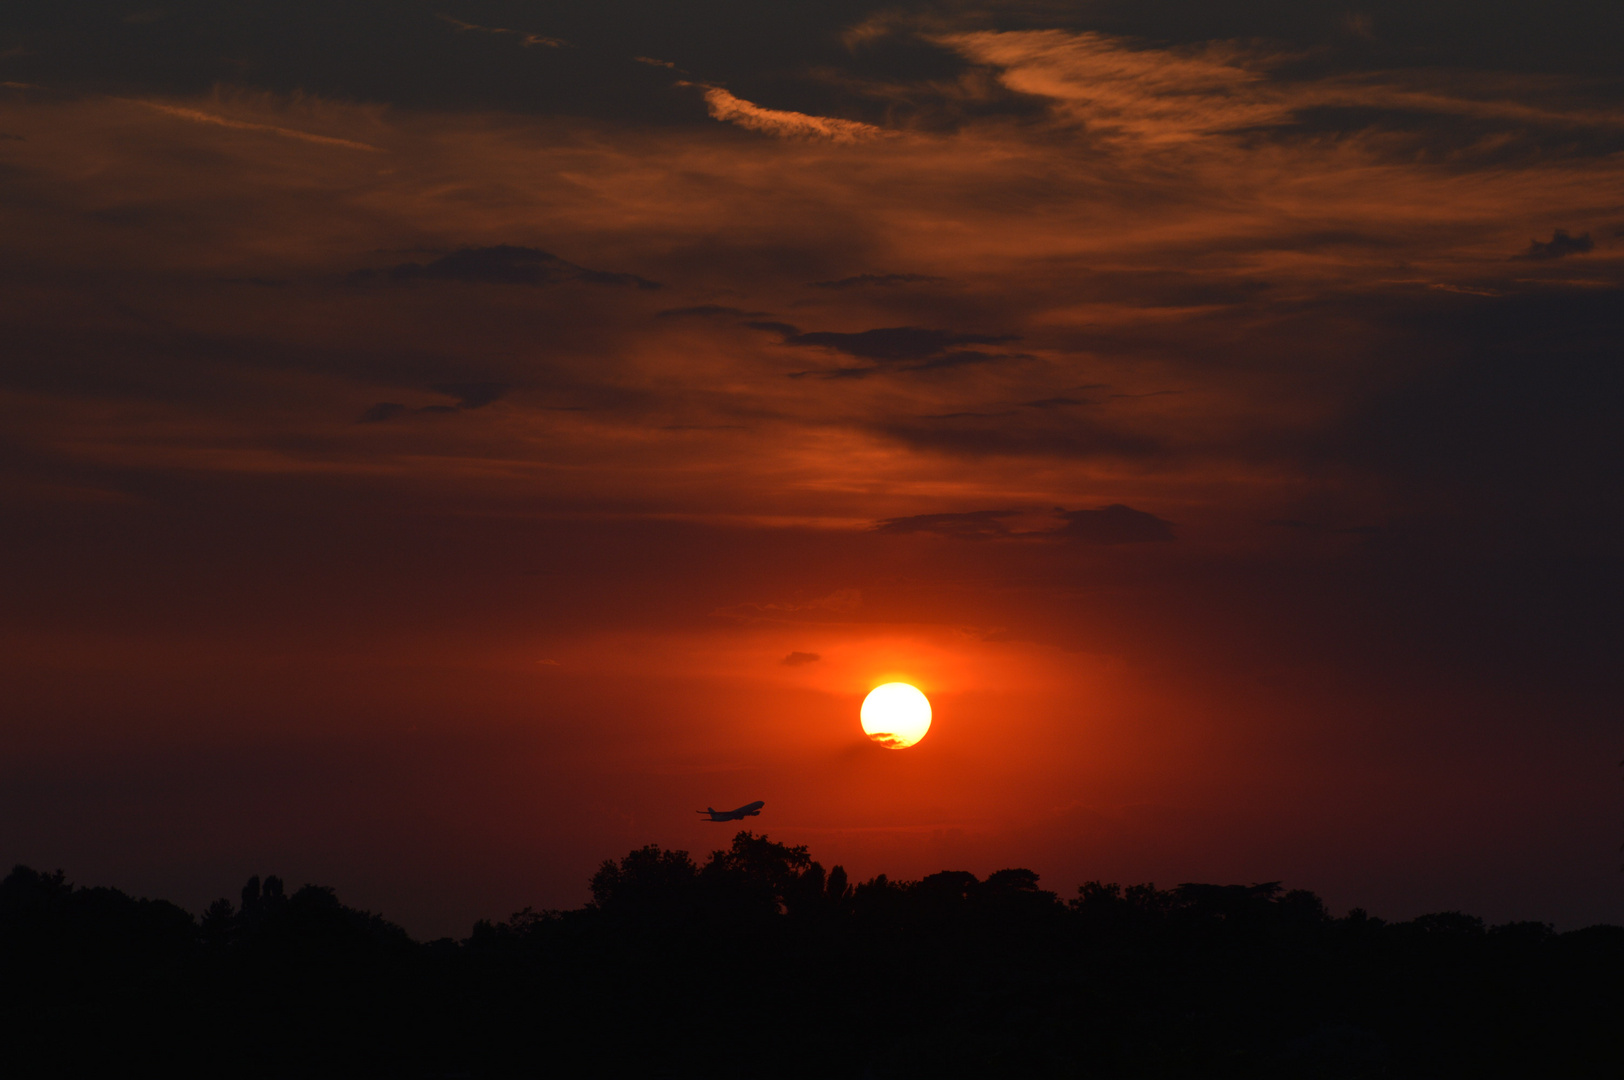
{"left": 1, "top": 2, "right": 1620, "bottom": 937}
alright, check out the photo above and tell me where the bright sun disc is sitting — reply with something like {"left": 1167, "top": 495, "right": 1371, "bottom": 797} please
{"left": 860, "top": 683, "right": 932, "bottom": 749}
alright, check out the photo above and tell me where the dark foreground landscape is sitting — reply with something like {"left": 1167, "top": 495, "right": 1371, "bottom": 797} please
{"left": 5, "top": 833, "right": 1620, "bottom": 1078}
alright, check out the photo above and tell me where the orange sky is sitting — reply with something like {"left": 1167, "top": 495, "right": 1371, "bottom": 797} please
{"left": 0, "top": 2, "right": 1620, "bottom": 935}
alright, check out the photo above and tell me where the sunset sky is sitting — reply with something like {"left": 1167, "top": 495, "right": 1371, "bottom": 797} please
{"left": 2, "top": 0, "right": 1620, "bottom": 937}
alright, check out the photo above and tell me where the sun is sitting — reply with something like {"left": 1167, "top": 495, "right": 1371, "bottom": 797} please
{"left": 860, "top": 683, "right": 932, "bottom": 749}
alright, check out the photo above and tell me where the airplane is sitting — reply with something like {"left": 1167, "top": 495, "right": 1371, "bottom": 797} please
{"left": 697, "top": 800, "right": 764, "bottom": 822}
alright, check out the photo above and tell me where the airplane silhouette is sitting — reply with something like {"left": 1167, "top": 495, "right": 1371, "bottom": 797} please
{"left": 698, "top": 800, "right": 764, "bottom": 821}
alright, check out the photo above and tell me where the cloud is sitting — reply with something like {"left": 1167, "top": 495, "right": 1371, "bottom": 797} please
{"left": 5, "top": 3, "right": 929, "bottom": 126}
{"left": 431, "top": 382, "right": 509, "bottom": 409}
{"left": 374, "top": 246, "right": 659, "bottom": 289}
{"left": 695, "top": 86, "right": 884, "bottom": 143}
{"left": 745, "top": 320, "right": 801, "bottom": 337}
{"left": 436, "top": 14, "right": 566, "bottom": 49}
{"left": 873, "top": 510, "right": 1020, "bottom": 540}
{"left": 784, "top": 327, "right": 1018, "bottom": 362}
{"left": 937, "top": 30, "right": 1286, "bottom": 145}
{"left": 810, "top": 273, "right": 945, "bottom": 289}
{"left": 759, "top": 324, "right": 1021, "bottom": 376}
{"left": 129, "top": 100, "right": 382, "bottom": 151}
{"left": 780, "top": 651, "right": 820, "bottom": 666}
{"left": 938, "top": 28, "right": 1624, "bottom": 161}
{"left": 1516, "top": 229, "right": 1594, "bottom": 260}
{"left": 872, "top": 505, "right": 1176, "bottom": 543}
{"left": 881, "top": 417, "right": 1161, "bottom": 459}
{"left": 1056, "top": 504, "right": 1176, "bottom": 544}
{"left": 358, "top": 383, "right": 509, "bottom": 422}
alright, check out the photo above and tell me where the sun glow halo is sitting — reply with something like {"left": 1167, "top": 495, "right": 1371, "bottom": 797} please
{"left": 860, "top": 683, "right": 932, "bottom": 749}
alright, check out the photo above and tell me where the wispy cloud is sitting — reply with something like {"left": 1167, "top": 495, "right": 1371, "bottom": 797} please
{"left": 694, "top": 86, "right": 884, "bottom": 143}
{"left": 938, "top": 30, "right": 1287, "bottom": 144}
{"left": 129, "top": 100, "right": 381, "bottom": 151}
{"left": 939, "top": 29, "right": 1624, "bottom": 149}
{"left": 872, "top": 505, "right": 1175, "bottom": 544}
{"left": 437, "top": 13, "right": 565, "bottom": 48}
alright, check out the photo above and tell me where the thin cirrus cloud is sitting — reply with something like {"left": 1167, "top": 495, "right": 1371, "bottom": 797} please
{"left": 436, "top": 13, "right": 567, "bottom": 49}
{"left": 128, "top": 99, "right": 383, "bottom": 151}
{"left": 927, "top": 26, "right": 1624, "bottom": 167}
{"left": 753, "top": 324, "right": 1022, "bottom": 376}
{"left": 934, "top": 30, "right": 1289, "bottom": 144}
{"left": 873, "top": 505, "right": 1175, "bottom": 544}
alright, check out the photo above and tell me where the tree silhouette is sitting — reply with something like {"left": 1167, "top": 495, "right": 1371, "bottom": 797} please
{"left": 2, "top": 842, "right": 1621, "bottom": 1079}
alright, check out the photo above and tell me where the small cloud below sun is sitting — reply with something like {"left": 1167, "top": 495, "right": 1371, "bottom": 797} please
{"left": 861, "top": 683, "right": 932, "bottom": 749}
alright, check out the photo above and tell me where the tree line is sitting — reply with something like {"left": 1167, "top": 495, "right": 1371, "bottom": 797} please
{"left": 3, "top": 833, "right": 1620, "bottom": 1077}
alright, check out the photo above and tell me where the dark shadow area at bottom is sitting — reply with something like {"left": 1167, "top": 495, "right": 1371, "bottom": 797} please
{"left": 3, "top": 832, "right": 1621, "bottom": 1078}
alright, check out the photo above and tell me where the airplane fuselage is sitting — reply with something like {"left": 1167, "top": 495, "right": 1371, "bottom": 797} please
{"left": 699, "top": 800, "right": 765, "bottom": 821}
